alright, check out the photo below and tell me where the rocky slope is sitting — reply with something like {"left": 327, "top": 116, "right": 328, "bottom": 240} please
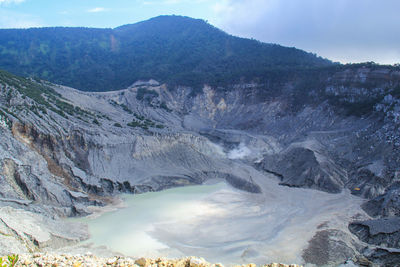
{"left": 0, "top": 65, "right": 400, "bottom": 266}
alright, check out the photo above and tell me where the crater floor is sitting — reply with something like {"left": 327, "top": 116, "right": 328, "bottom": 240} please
{"left": 73, "top": 164, "right": 366, "bottom": 266}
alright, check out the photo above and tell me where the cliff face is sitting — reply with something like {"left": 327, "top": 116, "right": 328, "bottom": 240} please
{"left": 0, "top": 66, "right": 400, "bottom": 265}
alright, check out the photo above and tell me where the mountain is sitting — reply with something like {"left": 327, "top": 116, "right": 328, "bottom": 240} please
{"left": 1, "top": 15, "right": 400, "bottom": 267}
{"left": 0, "top": 15, "right": 331, "bottom": 91}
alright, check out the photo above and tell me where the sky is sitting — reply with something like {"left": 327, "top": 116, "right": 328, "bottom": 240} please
{"left": 0, "top": 0, "right": 399, "bottom": 64}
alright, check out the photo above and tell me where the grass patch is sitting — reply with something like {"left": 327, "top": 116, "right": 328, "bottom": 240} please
{"left": 160, "top": 101, "right": 172, "bottom": 112}
{"left": 0, "top": 254, "right": 19, "bottom": 267}
{"left": 109, "top": 100, "right": 133, "bottom": 114}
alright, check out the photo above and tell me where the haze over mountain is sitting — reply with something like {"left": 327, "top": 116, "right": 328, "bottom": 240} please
{"left": 0, "top": 15, "right": 332, "bottom": 91}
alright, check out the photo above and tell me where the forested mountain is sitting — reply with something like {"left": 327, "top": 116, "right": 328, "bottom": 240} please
{"left": 0, "top": 15, "right": 332, "bottom": 91}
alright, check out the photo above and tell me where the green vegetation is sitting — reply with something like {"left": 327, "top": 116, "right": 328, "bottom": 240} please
{"left": 0, "top": 109, "right": 12, "bottom": 129}
{"left": 109, "top": 100, "right": 133, "bottom": 114}
{"left": 0, "top": 69, "right": 59, "bottom": 107}
{"left": 136, "top": 87, "right": 159, "bottom": 101}
{"left": 127, "top": 120, "right": 143, "bottom": 128}
{"left": 127, "top": 113, "right": 164, "bottom": 130}
{"left": 53, "top": 98, "right": 92, "bottom": 118}
{"left": 103, "top": 115, "right": 112, "bottom": 120}
{"left": 120, "top": 104, "right": 132, "bottom": 114}
{"left": 133, "top": 113, "right": 145, "bottom": 121}
{"left": 0, "top": 17, "right": 397, "bottom": 119}
{"left": 327, "top": 91, "right": 385, "bottom": 117}
{"left": 127, "top": 119, "right": 155, "bottom": 130}
{"left": 343, "top": 100, "right": 383, "bottom": 116}
{"left": 0, "top": 107, "right": 19, "bottom": 123}
{"left": 0, "top": 16, "right": 331, "bottom": 92}
{"left": 0, "top": 254, "right": 19, "bottom": 267}
{"left": 0, "top": 69, "right": 95, "bottom": 121}
{"left": 113, "top": 122, "right": 122, "bottom": 127}
{"left": 160, "top": 101, "right": 171, "bottom": 112}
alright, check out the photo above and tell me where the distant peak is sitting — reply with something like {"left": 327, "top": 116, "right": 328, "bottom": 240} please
{"left": 114, "top": 15, "right": 209, "bottom": 31}
{"left": 141, "top": 15, "right": 207, "bottom": 24}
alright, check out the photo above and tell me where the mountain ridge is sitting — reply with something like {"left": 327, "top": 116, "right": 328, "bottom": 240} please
{"left": 0, "top": 15, "right": 331, "bottom": 91}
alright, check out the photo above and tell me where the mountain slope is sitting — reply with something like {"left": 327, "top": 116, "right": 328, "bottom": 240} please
{"left": 0, "top": 15, "right": 331, "bottom": 91}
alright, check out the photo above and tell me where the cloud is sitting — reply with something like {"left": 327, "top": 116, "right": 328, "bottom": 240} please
{"left": 87, "top": 7, "right": 106, "bottom": 13}
{"left": 0, "top": 9, "right": 44, "bottom": 28}
{"left": 210, "top": 0, "right": 400, "bottom": 64}
{"left": 0, "top": 0, "right": 25, "bottom": 4}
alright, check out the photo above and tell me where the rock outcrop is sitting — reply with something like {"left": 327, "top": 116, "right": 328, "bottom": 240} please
{"left": 0, "top": 207, "right": 88, "bottom": 255}
{"left": 302, "top": 229, "right": 361, "bottom": 266}
{"left": 1, "top": 253, "right": 303, "bottom": 267}
{"left": 349, "top": 217, "right": 400, "bottom": 248}
{"left": 258, "top": 146, "right": 346, "bottom": 193}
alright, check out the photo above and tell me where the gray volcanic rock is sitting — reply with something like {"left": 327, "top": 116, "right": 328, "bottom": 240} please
{"left": 362, "top": 182, "right": 400, "bottom": 217}
{"left": 258, "top": 146, "right": 346, "bottom": 193}
{"left": 0, "top": 206, "right": 88, "bottom": 255}
{"left": 0, "top": 124, "right": 95, "bottom": 218}
{"left": 349, "top": 217, "right": 400, "bottom": 248}
{"left": 362, "top": 247, "right": 400, "bottom": 267}
{"left": 302, "top": 229, "right": 361, "bottom": 266}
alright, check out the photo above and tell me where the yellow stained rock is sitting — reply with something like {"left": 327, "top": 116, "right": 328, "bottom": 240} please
{"left": 135, "top": 257, "right": 151, "bottom": 267}
{"left": 174, "top": 258, "right": 189, "bottom": 267}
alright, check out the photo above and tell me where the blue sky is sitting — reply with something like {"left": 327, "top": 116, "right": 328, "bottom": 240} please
{"left": 1, "top": 0, "right": 400, "bottom": 65}
{"left": 0, "top": 0, "right": 215, "bottom": 28}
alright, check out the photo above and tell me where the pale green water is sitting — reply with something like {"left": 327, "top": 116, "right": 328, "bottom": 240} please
{"left": 72, "top": 178, "right": 365, "bottom": 265}
{"left": 76, "top": 183, "right": 228, "bottom": 258}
